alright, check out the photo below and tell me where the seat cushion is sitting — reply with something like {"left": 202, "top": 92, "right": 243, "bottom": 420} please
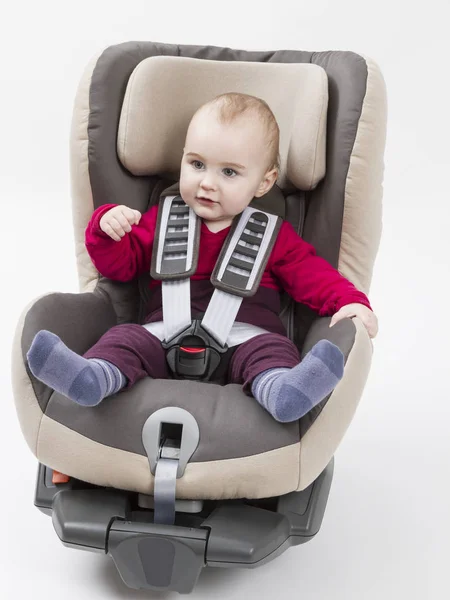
{"left": 39, "top": 378, "right": 302, "bottom": 499}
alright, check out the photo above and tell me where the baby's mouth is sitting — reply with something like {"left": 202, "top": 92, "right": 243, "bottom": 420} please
{"left": 196, "top": 196, "right": 215, "bottom": 204}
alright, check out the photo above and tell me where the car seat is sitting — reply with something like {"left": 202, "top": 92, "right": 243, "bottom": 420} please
{"left": 11, "top": 41, "right": 387, "bottom": 594}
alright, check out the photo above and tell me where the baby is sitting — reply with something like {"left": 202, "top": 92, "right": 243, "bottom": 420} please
{"left": 27, "top": 92, "right": 378, "bottom": 423}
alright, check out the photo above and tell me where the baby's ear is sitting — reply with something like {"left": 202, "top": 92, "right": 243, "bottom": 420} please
{"left": 255, "top": 168, "right": 278, "bottom": 197}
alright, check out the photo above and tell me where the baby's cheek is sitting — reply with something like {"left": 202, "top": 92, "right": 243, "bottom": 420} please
{"left": 179, "top": 179, "right": 191, "bottom": 203}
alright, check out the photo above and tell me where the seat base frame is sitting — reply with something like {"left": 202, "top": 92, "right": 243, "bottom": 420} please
{"left": 34, "top": 458, "right": 334, "bottom": 593}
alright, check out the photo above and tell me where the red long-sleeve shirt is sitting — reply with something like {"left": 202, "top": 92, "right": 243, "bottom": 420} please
{"left": 85, "top": 203, "right": 371, "bottom": 335}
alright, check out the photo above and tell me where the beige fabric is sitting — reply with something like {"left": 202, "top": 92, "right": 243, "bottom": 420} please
{"left": 70, "top": 50, "right": 104, "bottom": 293}
{"left": 297, "top": 318, "right": 373, "bottom": 491}
{"left": 11, "top": 294, "right": 49, "bottom": 455}
{"left": 13, "top": 50, "right": 383, "bottom": 502}
{"left": 37, "top": 416, "right": 300, "bottom": 500}
{"left": 338, "top": 56, "right": 387, "bottom": 294}
{"left": 117, "top": 56, "right": 328, "bottom": 191}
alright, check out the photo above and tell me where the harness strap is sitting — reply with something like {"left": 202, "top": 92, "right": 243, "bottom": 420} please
{"left": 161, "top": 279, "right": 191, "bottom": 343}
{"left": 203, "top": 206, "right": 282, "bottom": 345}
{"left": 210, "top": 206, "right": 281, "bottom": 298}
{"left": 151, "top": 195, "right": 282, "bottom": 348}
{"left": 201, "top": 290, "right": 243, "bottom": 347}
{"left": 151, "top": 195, "right": 201, "bottom": 341}
{"left": 152, "top": 195, "right": 200, "bottom": 278}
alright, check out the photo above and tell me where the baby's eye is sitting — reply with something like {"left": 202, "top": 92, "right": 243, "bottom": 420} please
{"left": 223, "top": 168, "right": 237, "bottom": 177}
{"left": 192, "top": 160, "right": 204, "bottom": 170}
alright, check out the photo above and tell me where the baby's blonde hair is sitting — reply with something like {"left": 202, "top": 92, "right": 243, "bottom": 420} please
{"left": 199, "top": 92, "right": 280, "bottom": 172}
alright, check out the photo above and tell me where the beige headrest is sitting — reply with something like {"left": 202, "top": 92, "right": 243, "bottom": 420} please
{"left": 117, "top": 56, "right": 328, "bottom": 191}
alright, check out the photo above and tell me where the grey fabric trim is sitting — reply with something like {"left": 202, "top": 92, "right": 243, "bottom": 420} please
{"left": 137, "top": 178, "right": 176, "bottom": 323}
{"left": 301, "top": 316, "right": 356, "bottom": 359}
{"left": 281, "top": 190, "right": 306, "bottom": 343}
{"left": 249, "top": 186, "right": 285, "bottom": 219}
{"left": 88, "top": 43, "right": 179, "bottom": 213}
{"left": 96, "top": 277, "right": 141, "bottom": 325}
{"left": 306, "top": 51, "right": 368, "bottom": 267}
{"left": 180, "top": 44, "right": 313, "bottom": 65}
{"left": 21, "top": 292, "right": 117, "bottom": 413}
{"left": 298, "top": 316, "right": 357, "bottom": 437}
{"left": 46, "top": 378, "right": 300, "bottom": 462}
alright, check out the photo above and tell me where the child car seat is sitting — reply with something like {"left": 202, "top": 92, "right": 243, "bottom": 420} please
{"left": 11, "top": 41, "right": 387, "bottom": 594}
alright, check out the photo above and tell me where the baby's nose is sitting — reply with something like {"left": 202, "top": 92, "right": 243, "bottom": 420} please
{"left": 200, "top": 174, "right": 216, "bottom": 190}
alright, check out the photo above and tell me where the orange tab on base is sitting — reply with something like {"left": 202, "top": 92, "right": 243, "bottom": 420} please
{"left": 52, "top": 470, "right": 70, "bottom": 484}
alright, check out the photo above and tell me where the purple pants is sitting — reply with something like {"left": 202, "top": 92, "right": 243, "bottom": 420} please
{"left": 83, "top": 324, "right": 300, "bottom": 393}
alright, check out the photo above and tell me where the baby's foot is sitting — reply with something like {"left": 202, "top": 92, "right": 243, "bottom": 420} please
{"left": 251, "top": 340, "right": 344, "bottom": 422}
{"left": 27, "top": 330, "right": 125, "bottom": 406}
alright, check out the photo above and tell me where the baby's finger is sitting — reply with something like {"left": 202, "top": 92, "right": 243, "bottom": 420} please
{"left": 115, "top": 212, "right": 132, "bottom": 233}
{"left": 102, "top": 222, "right": 122, "bottom": 242}
{"left": 122, "top": 206, "right": 141, "bottom": 226}
{"left": 135, "top": 210, "right": 142, "bottom": 224}
{"left": 329, "top": 313, "right": 342, "bottom": 328}
{"left": 109, "top": 217, "right": 126, "bottom": 238}
{"left": 127, "top": 207, "right": 142, "bottom": 225}
{"left": 362, "top": 315, "right": 377, "bottom": 338}
{"left": 369, "top": 316, "right": 379, "bottom": 338}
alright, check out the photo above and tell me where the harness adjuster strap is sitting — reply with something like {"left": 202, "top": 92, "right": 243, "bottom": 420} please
{"left": 150, "top": 195, "right": 200, "bottom": 280}
{"left": 211, "top": 207, "right": 282, "bottom": 298}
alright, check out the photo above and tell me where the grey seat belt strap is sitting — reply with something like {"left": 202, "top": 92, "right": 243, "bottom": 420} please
{"left": 202, "top": 207, "right": 281, "bottom": 346}
{"left": 161, "top": 280, "right": 191, "bottom": 342}
{"left": 151, "top": 195, "right": 200, "bottom": 341}
{"left": 151, "top": 196, "right": 281, "bottom": 346}
{"left": 153, "top": 457, "right": 178, "bottom": 525}
{"left": 201, "top": 291, "right": 243, "bottom": 347}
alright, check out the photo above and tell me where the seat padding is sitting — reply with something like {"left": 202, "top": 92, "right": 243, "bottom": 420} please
{"left": 14, "top": 290, "right": 364, "bottom": 499}
{"left": 117, "top": 56, "right": 328, "bottom": 191}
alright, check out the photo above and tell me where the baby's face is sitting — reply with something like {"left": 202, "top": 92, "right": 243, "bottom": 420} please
{"left": 180, "top": 108, "right": 276, "bottom": 232}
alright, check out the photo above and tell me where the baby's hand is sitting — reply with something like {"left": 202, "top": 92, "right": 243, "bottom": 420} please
{"left": 329, "top": 303, "right": 378, "bottom": 338}
{"left": 99, "top": 205, "right": 142, "bottom": 242}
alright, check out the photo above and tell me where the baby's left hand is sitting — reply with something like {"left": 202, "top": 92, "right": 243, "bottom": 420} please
{"left": 329, "top": 303, "right": 378, "bottom": 338}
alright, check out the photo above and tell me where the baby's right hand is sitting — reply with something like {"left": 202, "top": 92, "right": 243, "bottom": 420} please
{"left": 99, "top": 205, "right": 142, "bottom": 241}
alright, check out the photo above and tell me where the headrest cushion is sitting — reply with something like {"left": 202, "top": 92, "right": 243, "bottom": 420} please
{"left": 117, "top": 56, "right": 328, "bottom": 191}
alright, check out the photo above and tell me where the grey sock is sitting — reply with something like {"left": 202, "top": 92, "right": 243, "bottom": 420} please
{"left": 27, "top": 330, "right": 126, "bottom": 407}
{"left": 251, "top": 339, "right": 344, "bottom": 423}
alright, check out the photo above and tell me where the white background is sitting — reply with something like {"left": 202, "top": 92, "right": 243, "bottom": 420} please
{"left": 1, "top": 1, "right": 449, "bottom": 598}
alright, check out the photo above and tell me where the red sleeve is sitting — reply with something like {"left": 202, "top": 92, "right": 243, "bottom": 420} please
{"left": 269, "top": 221, "right": 372, "bottom": 315}
{"left": 85, "top": 204, "right": 158, "bottom": 281}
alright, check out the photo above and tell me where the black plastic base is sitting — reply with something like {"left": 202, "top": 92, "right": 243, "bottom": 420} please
{"left": 35, "top": 458, "right": 334, "bottom": 593}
